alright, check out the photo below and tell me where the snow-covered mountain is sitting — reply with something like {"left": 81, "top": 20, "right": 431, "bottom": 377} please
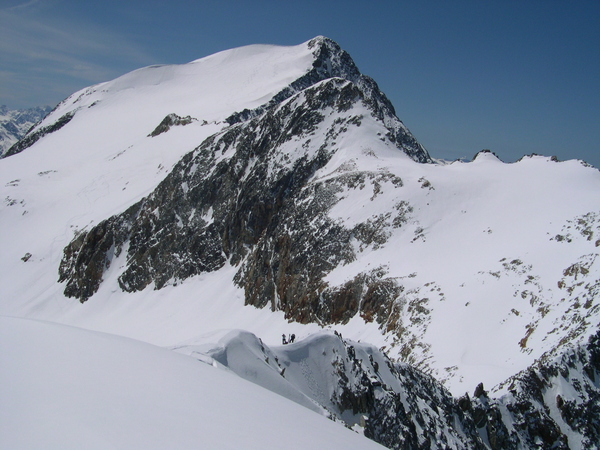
{"left": 0, "top": 104, "right": 51, "bottom": 157}
{"left": 1, "top": 36, "right": 599, "bottom": 449}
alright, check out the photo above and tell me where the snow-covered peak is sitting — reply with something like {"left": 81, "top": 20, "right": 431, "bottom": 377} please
{"left": 1, "top": 38, "right": 600, "bottom": 448}
{"left": 29, "top": 35, "right": 367, "bottom": 136}
{"left": 471, "top": 149, "right": 503, "bottom": 162}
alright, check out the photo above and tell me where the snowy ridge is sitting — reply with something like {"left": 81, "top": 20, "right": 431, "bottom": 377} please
{"left": 0, "top": 316, "right": 384, "bottom": 449}
{"left": 173, "top": 329, "right": 485, "bottom": 449}
{"left": 172, "top": 328, "right": 600, "bottom": 448}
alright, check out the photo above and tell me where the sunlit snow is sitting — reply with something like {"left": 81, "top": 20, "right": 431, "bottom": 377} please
{"left": 0, "top": 316, "right": 383, "bottom": 449}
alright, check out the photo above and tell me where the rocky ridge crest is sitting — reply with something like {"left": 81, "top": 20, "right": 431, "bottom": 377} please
{"left": 177, "top": 329, "right": 600, "bottom": 449}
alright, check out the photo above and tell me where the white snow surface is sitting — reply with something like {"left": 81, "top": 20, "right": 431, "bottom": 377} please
{"left": 0, "top": 316, "right": 383, "bottom": 449}
{"left": 1, "top": 37, "right": 600, "bottom": 399}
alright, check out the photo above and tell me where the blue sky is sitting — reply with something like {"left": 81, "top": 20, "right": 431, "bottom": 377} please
{"left": 1, "top": 0, "right": 598, "bottom": 166}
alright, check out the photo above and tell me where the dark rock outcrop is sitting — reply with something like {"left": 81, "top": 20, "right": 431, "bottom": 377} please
{"left": 148, "top": 113, "right": 196, "bottom": 137}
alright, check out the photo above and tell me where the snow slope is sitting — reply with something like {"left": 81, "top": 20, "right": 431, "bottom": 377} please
{"left": 316, "top": 149, "right": 600, "bottom": 393}
{"left": 1, "top": 37, "right": 599, "bottom": 401}
{"left": 0, "top": 316, "right": 383, "bottom": 449}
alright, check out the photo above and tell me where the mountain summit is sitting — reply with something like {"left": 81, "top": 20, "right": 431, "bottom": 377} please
{"left": 3, "top": 36, "right": 430, "bottom": 163}
{"left": 1, "top": 37, "right": 600, "bottom": 449}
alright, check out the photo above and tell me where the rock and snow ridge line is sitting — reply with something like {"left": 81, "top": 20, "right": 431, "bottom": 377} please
{"left": 173, "top": 327, "right": 600, "bottom": 449}
{"left": 0, "top": 104, "right": 52, "bottom": 157}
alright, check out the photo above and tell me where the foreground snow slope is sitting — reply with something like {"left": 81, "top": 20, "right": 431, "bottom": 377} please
{"left": 0, "top": 316, "right": 383, "bottom": 450}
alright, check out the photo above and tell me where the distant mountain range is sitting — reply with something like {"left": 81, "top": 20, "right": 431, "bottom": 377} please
{"left": 0, "top": 104, "right": 52, "bottom": 157}
{"left": 1, "top": 37, "right": 598, "bottom": 449}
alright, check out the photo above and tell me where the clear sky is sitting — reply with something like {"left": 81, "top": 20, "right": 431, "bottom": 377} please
{"left": 1, "top": 0, "right": 598, "bottom": 166}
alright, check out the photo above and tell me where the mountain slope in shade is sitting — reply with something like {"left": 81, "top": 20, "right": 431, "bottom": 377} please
{"left": 0, "top": 34, "right": 599, "bottom": 426}
{"left": 0, "top": 316, "right": 384, "bottom": 450}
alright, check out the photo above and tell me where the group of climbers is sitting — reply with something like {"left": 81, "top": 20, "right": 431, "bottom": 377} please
{"left": 281, "top": 333, "right": 296, "bottom": 345}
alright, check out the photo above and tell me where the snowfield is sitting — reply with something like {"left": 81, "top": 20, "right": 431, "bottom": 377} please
{"left": 0, "top": 316, "right": 384, "bottom": 449}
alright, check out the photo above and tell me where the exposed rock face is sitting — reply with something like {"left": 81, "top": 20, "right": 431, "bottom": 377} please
{"left": 57, "top": 39, "right": 429, "bottom": 336}
{"left": 363, "top": 360, "right": 486, "bottom": 449}
{"left": 148, "top": 113, "right": 196, "bottom": 137}
{"left": 58, "top": 204, "right": 142, "bottom": 301}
